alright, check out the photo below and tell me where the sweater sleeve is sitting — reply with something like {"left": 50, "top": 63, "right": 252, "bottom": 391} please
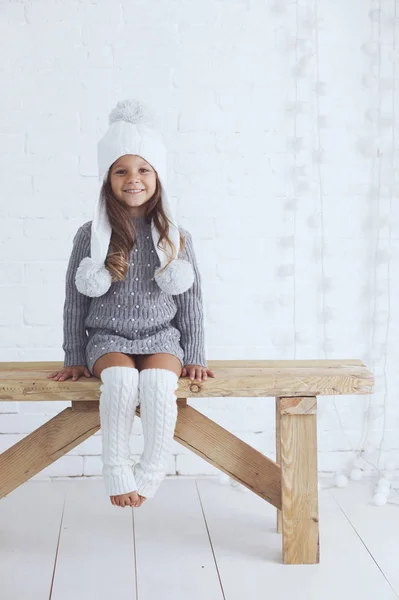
{"left": 172, "top": 229, "right": 207, "bottom": 368}
{"left": 62, "top": 225, "right": 92, "bottom": 367}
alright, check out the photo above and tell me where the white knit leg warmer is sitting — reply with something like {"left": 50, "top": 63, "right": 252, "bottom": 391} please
{"left": 99, "top": 366, "right": 140, "bottom": 496}
{"left": 134, "top": 368, "right": 179, "bottom": 498}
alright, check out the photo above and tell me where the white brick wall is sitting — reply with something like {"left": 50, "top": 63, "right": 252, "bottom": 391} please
{"left": 1, "top": 1, "right": 398, "bottom": 481}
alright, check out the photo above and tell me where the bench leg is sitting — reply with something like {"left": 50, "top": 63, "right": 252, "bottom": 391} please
{"left": 275, "top": 398, "right": 282, "bottom": 534}
{"left": 278, "top": 396, "right": 320, "bottom": 564}
{"left": 0, "top": 402, "right": 100, "bottom": 499}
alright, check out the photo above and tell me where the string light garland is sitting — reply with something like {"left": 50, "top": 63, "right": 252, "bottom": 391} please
{"left": 218, "top": 3, "right": 399, "bottom": 507}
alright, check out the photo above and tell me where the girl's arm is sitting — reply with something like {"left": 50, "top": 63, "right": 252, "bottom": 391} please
{"left": 62, "top": 225, "right": 92, "bottom": 367}
{"left": 172, "top": 229, "right": 207, "bottom": 368}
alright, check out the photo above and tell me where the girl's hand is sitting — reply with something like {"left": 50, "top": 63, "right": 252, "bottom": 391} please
{"left": 181, "top": 365, "right": 215, "bottom": 382}
{"left": 47, "top": 366, "right": 92, "bottom": 382}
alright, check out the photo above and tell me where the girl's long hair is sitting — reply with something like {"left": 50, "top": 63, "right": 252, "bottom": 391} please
{"left": 101, "top": 164, "right": 185, "bottom": 282}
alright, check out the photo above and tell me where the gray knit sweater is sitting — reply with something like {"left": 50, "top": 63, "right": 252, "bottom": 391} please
{"left": 62, "top": 215, "right": 207, "bottom": 374}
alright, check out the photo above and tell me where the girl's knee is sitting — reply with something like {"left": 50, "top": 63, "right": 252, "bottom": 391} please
{"left": 93, "top": 352, "right": 137, "bottom": 379}
{"left": 135, "top": 353, "right": 182, "bottom": 378}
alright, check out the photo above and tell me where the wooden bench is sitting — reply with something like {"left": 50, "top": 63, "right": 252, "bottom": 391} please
{"left": 0, "top": 359, "right": 374, "bottom": 565}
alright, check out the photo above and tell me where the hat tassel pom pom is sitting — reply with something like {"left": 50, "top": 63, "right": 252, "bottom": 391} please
{"left": 75, "top": 257, "right": 113, "bottom": 298}
{"left": 154, "top": 259, "right": 194, "bottom": 295}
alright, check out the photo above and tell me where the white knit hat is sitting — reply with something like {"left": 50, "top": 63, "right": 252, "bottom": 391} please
{"left": 75, "top": 99, "right": 194, "bottom": 298}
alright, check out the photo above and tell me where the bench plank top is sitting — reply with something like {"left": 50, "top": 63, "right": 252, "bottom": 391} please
{"left": 0, "top": 359, "right": 374, "bottom": 400}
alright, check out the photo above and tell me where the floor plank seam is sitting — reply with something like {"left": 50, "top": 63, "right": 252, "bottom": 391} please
{"left": 195, "top": 479, "right": 226, "bottom": 600}
{"left": 48, "top": 488, "right": 67, "bottom": 600}
{"left": 131, "top": 509, "right": 139, "bottom": 600}
{"left": 328, "top": 490, "right": 399, "bottom": 599}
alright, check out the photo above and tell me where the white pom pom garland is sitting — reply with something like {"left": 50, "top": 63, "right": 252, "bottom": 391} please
{"left": 334, "top": 473, "right": 349, "bottom": 488}
{"left": 378, "top": 476, "right": 391, "bottom": 488}
{"left": 219, "top": 473, "right": 230, "bottom": 485}
{"left": 373, "top": 493, "right": 388, "bottom": 506}
{"left": 349, "top": 468, "right": 364, "bottom": 481}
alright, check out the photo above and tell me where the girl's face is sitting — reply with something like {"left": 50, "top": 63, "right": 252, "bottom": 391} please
{"left": 110, "top": 154, "right": 157, "bottom": 217}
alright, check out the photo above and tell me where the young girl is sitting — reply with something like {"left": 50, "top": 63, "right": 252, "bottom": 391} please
{"left": 48, "top": 99, "right": 215, "bottom": 509}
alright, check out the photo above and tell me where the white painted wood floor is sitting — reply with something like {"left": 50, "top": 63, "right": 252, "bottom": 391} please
{"left": 1, "top": 476, "right": 398, "bottom": 600}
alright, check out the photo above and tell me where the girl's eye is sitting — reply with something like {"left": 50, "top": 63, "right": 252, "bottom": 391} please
{"left": 115, "top": 168, "right": 149, "bottom": 174}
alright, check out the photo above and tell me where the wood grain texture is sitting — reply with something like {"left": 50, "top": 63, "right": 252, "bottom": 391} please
{"left": 0, "top": 407, "right": 100, "bottom": 499}
{"left": 276, "top": 398, "right": 282, "bottom": 534}
{"left": 0, "top": 359, "right": 374, "bottom": 401}
{"left": 280, "top": 397, "right": 317, "bottom": 415}
{"left": 279, "top": 396, "right": 320, "bottom": 564}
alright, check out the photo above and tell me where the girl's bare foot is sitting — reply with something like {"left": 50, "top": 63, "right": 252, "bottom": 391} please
{"left": 111, "top": 491, "right": 139, "bottom": 507}
{"left": 136, "top": 494, "right": 147, "bottom": 507}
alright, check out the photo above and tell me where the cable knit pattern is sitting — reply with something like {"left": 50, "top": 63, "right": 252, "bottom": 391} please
{"left": 99, "top": 366, "right": 140, "bottom": 496}
{"left": 62, "top": 216, "right": 207, "bottom": 373}
{"left": 134, "top": 368, "right": 179, "bottom": 498}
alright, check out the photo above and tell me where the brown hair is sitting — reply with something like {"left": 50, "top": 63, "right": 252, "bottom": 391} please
{"left": 101, "top": 164, "right": 185, "bottom": 282}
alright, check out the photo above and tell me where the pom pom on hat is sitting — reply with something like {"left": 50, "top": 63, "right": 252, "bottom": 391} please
{"left": 108, "top": 99, "right": 155, "bottom": 127}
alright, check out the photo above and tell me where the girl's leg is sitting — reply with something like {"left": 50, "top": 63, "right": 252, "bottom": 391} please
{"left": 133, "top": 353, "right": 182, "bottom": 503}
{"left": 93, "top": 353, "right": 140, "bottom": 507}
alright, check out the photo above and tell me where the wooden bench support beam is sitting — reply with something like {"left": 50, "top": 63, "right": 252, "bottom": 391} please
{"left": 277, "top": 396, "right": 320, "bottom": 565}
{"left": 1, "top": 399, "right": 282, "bottom": 510}
{"left": 172, "top": 399, "right": 282, "bottom": 509}
{"left": 0, "top": 401, "right": 100, "bottom": 500}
